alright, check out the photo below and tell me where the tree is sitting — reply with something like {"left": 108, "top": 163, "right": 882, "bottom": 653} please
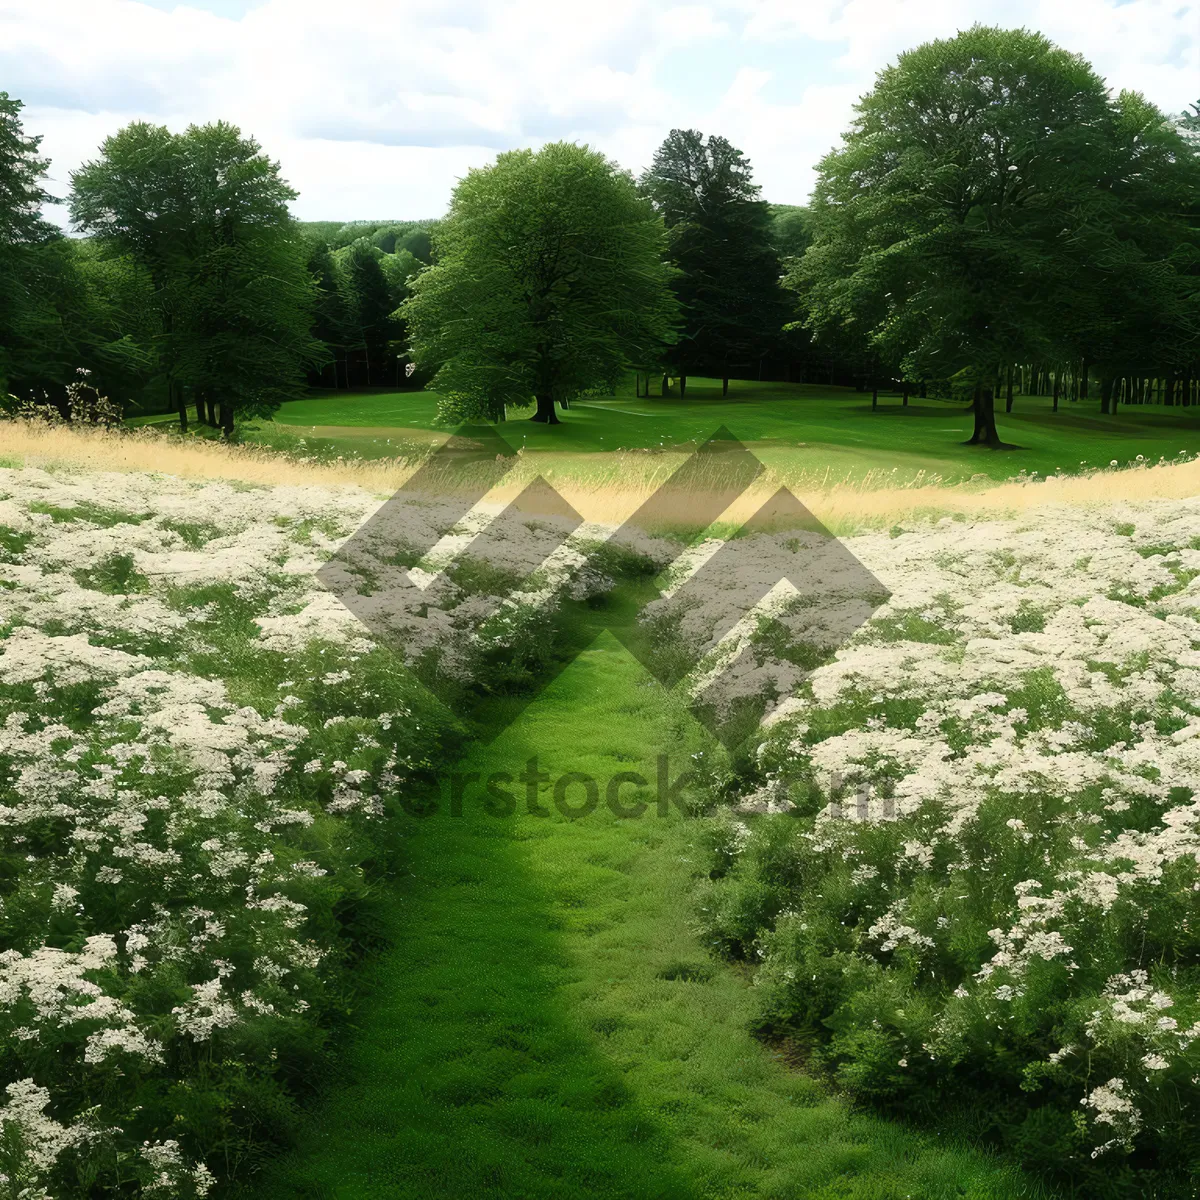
{"left": 70, "top": 120, "right": 318, "bottom": 433}
{"left": 339, "top": 239, "right": 396, "bottom": 387}
{"left": 639, "top": 130, "right": 788, "bottom": 395}
{"left": 1074, "top": 92, "right": 1200, "bottom": 413}
{"left": 769, "top": 205, "right": 812, "bottom": 262}
{"left": 0, "top": 92, "right": 62, "bottom": 395}
{"left": 306, "top": 239, "right": 354, "bottom": 388}
{"left": 403, "top": 141, "right": 678, "bottom": 424}
{"left": 0, "top": 95, "right": 157, "bottom": 408}
{"left": 1179, "top": 100, "right": 1200, "bottom": 138}
{"left": 798, "top": 27, "right": 1121, "bottom": 446}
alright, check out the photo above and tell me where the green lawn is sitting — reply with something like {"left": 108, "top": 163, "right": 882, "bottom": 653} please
{"left": 250, "top": 640, "right": 1048, "bottom": 1200}
{"left": 258, "top": 377, "right": 1200, "bottom": 484}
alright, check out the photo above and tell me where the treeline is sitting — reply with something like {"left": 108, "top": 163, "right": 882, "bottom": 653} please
{"left": 2, "top": 25, "right": 1199, "bottom": 441}
{"left": 301, "top": 219, "right": 439, "bottom": 393}
{"left": 398, "top": 28, "right": 1200, "bottom": 433}
{"left": 0, "top": 99, "right": 442, "bottom": 429}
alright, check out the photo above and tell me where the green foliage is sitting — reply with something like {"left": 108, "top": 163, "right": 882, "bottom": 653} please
{"left": 0, "top": 93, "right": 157, "bottom": 405}
{"left": 640, "top": 130, "right": 789, "bottom": 378}
{"left": 70, "top": 119, "right": 320, "bottom": 429}
{"left": 793, "top": 26, "right": 1200, "bottom": 443}
{"left": 403, "top": 141, "right": 679, "bottom": 424}
{"left": 336, "top": 240, "right": 397, "bottom": 386}
{"left": 769, "top": 204, "right": 812, "bottom": 262}
{"left": 798, "top": 29, "right": 1113, "bottom": 378}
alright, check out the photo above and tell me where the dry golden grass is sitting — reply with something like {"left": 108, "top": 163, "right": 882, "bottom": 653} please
{"left": 0, "top": 420, "right": 421, "bottom": 492}
{"left": 3, "top": 419, "right": 1199, "bottom": 533}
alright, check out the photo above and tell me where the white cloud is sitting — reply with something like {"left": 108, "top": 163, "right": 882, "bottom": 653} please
{"left": 1, "top": 0, "right": 1195, "bottom": 225}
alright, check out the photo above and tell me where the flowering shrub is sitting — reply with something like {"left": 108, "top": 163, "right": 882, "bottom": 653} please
{"left": 2, "top": 370, "right": 124, "bottom": 429}
{"left": 0, "top": 465, "right": 481, "bottom": 1195}
{"left": 698, "top": 500, "right": 1200, "bottom": 1194}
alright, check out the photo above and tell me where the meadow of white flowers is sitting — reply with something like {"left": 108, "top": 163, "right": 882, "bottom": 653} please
{"left": 4, "top": 453, "right": 1200, "bottom": 1194}
{"left": 703, "top": 496, "right": 1200, "bottom": 1190}
{"left": 0, "top": 465, "right": 463, "bottom": 1198}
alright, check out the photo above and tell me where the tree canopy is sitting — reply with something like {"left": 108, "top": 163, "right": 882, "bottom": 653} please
{"left": 793, "top": 25, "right": 1200, "bottom": 443}
{"left": 640, "top": 130, "right": 788, "bottom": 392}
{"left": 404, "top": 141, "right": 678, "bottom": 424}
{"left": 70, "top": 120, "right": 320, "bottom": 431}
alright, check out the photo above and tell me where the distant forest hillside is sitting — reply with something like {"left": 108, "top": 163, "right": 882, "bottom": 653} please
{"left": 298, "top": 219, "right": 443, "bottom": 390}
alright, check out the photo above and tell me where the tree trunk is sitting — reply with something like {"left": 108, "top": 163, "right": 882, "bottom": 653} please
{"left": 1100, "top": 376, "right": 1112, "bottom": 415}
{"left": 758, "top": 357, "right": 764, "bottom": 381}
{"left": 206, "top": 397, "right": 217, "bottom": 426}
{"left": 558, "top": 395, "right": 570, "bottom": 410}
{"left": 1005, "top": 366, "right": 1014, "bottom": 413}
{"left": 871, "top": 385, "right": 878, "bottom": 410}
{"left": 1080, "top": 361, "right": 1089, "bottom": 400}
{"left": 1052, "top": 374, "right": 1059, "bottom": 413}
{"left": 219, "top": 401, "right": 233, "bottom": 437}
{"left": 174, "top": 382, "right": 187, "bottom": 433}
{"left": 966, "top": 381, "right": 1000, "bottom": 446}
{"left": 902, "top": 385, "right": 908, "bottom": 407}
{"left": 661, "top": 373, "right": 669, "bottom": 396}
{"left": 680, "top": 374, "right": 687, "bottom": 399}
{"left": 530, "top": 393, "right": 559, "bottom": 424}
{"left": 196, "top": 394, "right": 206, "bottom": 426}
{"left": 919, "top": 381, "right": 927, "bottom": 398}
{"left": 722, "top": 373, "right": 729, "bottom": 397}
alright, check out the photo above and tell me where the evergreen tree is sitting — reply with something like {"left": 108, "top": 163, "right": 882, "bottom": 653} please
{"left": 0, "top": 91, "right": 62, "bottom": 395}
{"left": 640, "top": 130, "right": 788, "bottom": 394}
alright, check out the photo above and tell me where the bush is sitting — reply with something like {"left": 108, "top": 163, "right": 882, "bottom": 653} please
{"left": 0, "top": 465, "right": 458, "bottom": 1195}
{"left": 694, "top": 497, "right": 1200, "bottom": 1196}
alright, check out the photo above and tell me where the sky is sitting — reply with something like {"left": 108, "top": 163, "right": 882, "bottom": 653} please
{"left": 2, "top": 0, "right": 1197, "bottom": 228}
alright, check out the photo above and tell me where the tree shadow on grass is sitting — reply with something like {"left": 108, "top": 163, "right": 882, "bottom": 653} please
{"left": 250, "top": 660, "right": 696, "bottom": 1200}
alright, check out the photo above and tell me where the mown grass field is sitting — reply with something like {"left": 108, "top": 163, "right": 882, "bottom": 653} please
{"left": 246, "top": 376, "right": 1200, "bottom": 484}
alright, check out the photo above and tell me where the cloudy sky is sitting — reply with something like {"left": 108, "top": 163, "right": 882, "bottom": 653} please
{"left": 3, "top": 0, "right": 1197, "bottom": 228}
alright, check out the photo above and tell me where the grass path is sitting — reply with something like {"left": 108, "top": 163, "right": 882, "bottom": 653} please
{"left": 253, "top": 638, "right": 1046, "bottom": 1199}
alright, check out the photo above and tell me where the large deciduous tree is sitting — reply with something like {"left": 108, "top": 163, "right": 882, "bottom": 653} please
{"left": 639, "top": 130, "right": 788, "bottom": 395}
{"left": 403, "top": 141, "right": 678, "bottom": 424}
{"left": 797, "top": 26, "right": 1120, "bottom": 446}
{"left": 70, "top": 120, "right": 319, "bottom": 433}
